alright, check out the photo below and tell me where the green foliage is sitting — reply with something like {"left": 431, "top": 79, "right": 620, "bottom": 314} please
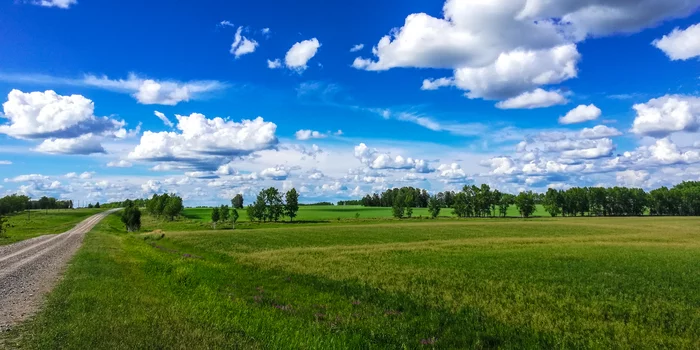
{"left": 210, "top": 207, "right": 220, "bottom": 228}
{"left": 231, "top": 194, "right": 244, "bottom": 209}
{"left": 428, "top": 196, "right": 441, "bottom": 218}
{"left": 231, "top": 208, "right": 239, "bottom": 229}
{"left": 120, "top": 204, "right": 142, "bottom": 233}
{"left": 391, "top": 193, "right": 405, "bottom": 219}
{"left": 285, "top": 188, "right": 299, "bottom": 222}
{"left": 146, "top": 193, "right": 184, "bottom": 221}
{"left": 515, "top": 191, "right": 536, "bottom": 218}
{"left": 0, "top": 215, "right": 8, "bottom": 238}
{"left": 219, "top": 205, "right": 230, "bottom": 223}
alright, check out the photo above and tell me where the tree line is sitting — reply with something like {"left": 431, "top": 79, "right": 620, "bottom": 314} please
{"left": 244, "top": 187, "right": 300, "bottom": 223}
{"left": 542, "top": 181, "right": 700, "bottom": 217}
{"left": 0, "top": 194, "right": 76, "bottom": 216}
{"left": 145, "top": 193, "right": 185, "bottom": 221}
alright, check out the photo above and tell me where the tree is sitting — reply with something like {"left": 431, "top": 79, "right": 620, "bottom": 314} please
{"left": 231, "top": 208, "right": 239, "bottom": 229}
{"left": 499, "top": 194, "right": 514, "bottom": 217}
{"left": 163, "top": 195, "right": 183, "bottom": 221}
{"left": 452, "top": 192, "right": 468, "bottom": 218}
{"left": 95, "top": 202, "right": 101, "bottom": 209}
{"left": 285, "top": 188, "right": 299, "bottom": 222}
{"left": 404, "top": 190, "right": 414, "bottom": 218}
{"left": 120, "top": 205, "right": 142, "bottom": 232}
{"left": 87, "top": 203, "right": 94, "bottom": 209}
{"left": 231, "top": 194, "right": 244, "bottom": 209}
{"left": 211, "top": 207, "right": 220, "bottom": 229}
{"left": 392, "top": 193, "right": 405, "bottom": 219}
{"left": 263, "top": 188, "right": 284, "bottom": 222}
{"left": 543, "top": 188, "right": 562, "bottom": 217}
{"left": 220, "top": 205, "right": 230, "bottom": 225}
{"left": 428, "top": 196, "right": 441, "bottom": 218}
{"left": 515, "top": 191, "right": 536, "bottom": 218}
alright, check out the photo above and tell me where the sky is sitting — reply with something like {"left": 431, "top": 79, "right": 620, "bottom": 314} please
{"left": 0, "top": 0, "right": 699, "bottom": 206}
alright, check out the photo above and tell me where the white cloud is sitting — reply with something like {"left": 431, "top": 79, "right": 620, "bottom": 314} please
{"left": 496, "top": 89, "right": 568, "bottom": 109}
{"left": 262, "top": 28, "right": 271, "bottom": 35}
{"left": 421, "top": 77, "right": 454, "bottom": 91}
{"left": 284, "top": 38, "right": 321, "bottom": 71}
{"left": 579, "top": 125, "right": 622, "bottom": 139}
{"left": 616, "top": 170, "right": 650, "bottom": 187}
{"left": 141, "top": 180, "right": 162, "bottom": 194}
{"left": 631, "top": 95, "right": 700, "bottom": 137}
{"left": 437, "top": 163, "right": 469, "bottom": 183}
{"left": 31, "top": 0, "right": 76, "bottom": 9}
{"left": 34, "top": 134, "right": 106, "bottom": 155}
{"left": 107, "top": 160, "right": 133, "bottom": 168}
{"left": 653, "top": 23, "right": 700, "bottom": 61}
{"left": 647, "top": 138, "right": 700, "bottom": 165}
{"left": 79, "top": 171, "right": 94, "bottom": 180}
{"left": 154, "top": 111, "right": 174, "bottom": 128}
{"left": 354, "top": 143, "right": 433, "bottom": 173}
{"left": 349, "top": 44, "right": 364, "bottom": 52}
{"left": 560, "top": 138, "right": 614, "bottom": 159}
{"left": 83, "top": 73, "right": 226, "bottom": 105}
{"left": 354, "top": 0, "right": 696, "bottom": 102}
{"left": 295, "top": 129, "right": 327, "bottom": 141}
{"left": 260, "top": 166, "right": 292, "bottom": 180}
{"left": 0, "top": 161, "right": 11, "bottom": 165}
{"left": 0, "top": 89, "right": 123, "bottom": 140}
{"left": 128, "top": 113, "right": 278, "bottom": 170}
{"left": 5, "top": 174, "right": 48, "bottom": 182}
{"left": 230, "top": 27, "right": 259, "bottom": 58}
{"left": 481, "top": 157, "right": 518, "bottom": 175}
{"left": 267, "top": 59, "right": 282, "bottom": 69}
{"left": 559, "top": 104, "right": 602, "bottom": 124}
{"left": 219, "top": 20, "right": 234, "bottom": 27}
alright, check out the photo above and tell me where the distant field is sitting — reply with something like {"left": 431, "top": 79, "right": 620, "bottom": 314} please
{"left": 8, "top": 214, "right": 699, "bottom": 349}
{"left": 0, "top": 209, "right": 105, "bottom": 245}
{"left": 182, "top": 204, "right": 548, "bottom": 222}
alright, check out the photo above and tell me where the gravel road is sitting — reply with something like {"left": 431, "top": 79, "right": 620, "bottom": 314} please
{"left": 0, "top": 209, "right": 119, "bottom": 332}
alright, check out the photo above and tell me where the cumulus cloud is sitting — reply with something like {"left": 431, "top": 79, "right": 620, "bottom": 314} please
{"left": 437, "top": 163, "right": 469, "bottom": 183}
{"left": 349, "top": 44, "right": 364, "bottom": 52}
{"left": 653, "top": 23, "right": 700, "bottom": 60}
{"left": 579, "top": 125, "right": 622, "bottom": 139}
{"left": 128, "top": 113, "right": 278, "bottom": 170}
{"left": 230, "top": 27, "right": 259, "bottom": 58}
{"left": 260, "top": 165, "right": 293, "bottom": 180}
{"left": 0, "top": 90, "right": 123, "bottom": 140}
{"left": 31, "top": 0, "right": 76, "bottom": 9}
{"left": 83, "top": 73, "right": 226, "bottom": 105}
{"left": 496, "top": 89, "right": 568, "bottom": 109}
{"left": 295, "top": 129, "right": 327, "bottom": 140}
{"left": 107, "top": 160, "right": 133, "bottom": 168}
{"left": 631, "top": 95, "right": 700, "bottom": 137}
{"left": 421, "top": 77, "right": 454, "bottom": 91}
{"left": 219, "top": 20, "right": 234, "bottom": 27}
{"left": 354, "top": 0, "right": 696, "bottom": 103}
{"left": 5, "top": 174, "right": 48, "bottom": 182}
{"left": 284, "top": 38, "right": 321, "bottom": 71}
{"left": 616, "top": 170, "right": 650, "bottom": 187}
{"left": 0, "top": 161, "right": 11, "bottom": 165}
{"left": 141, "top": 180, "right": 162, "bottom": 194}
{"left": 34, "top": 134, "right": 106, "bottom": 155}
{"left": 267, "top": 59, "right": 282, "bottom": 69}
{"left": 154, "top": 111, "right": 174, "bottom": 128}
{"left": 559, "top": 104, "right": 602, "bottom": 124}
{"left": 354, "top": 143, "right": 433, "bottom": 173}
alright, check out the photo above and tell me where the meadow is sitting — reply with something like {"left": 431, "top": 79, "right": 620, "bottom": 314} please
{"left": 0, "top": 208, "right": 105, "bottom": 245}
{"left": 5, "top": 212, "right": 699, "bottom": 349}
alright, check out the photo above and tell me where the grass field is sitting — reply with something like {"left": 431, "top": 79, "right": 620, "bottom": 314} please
{"left": 0, "top": 209, "right": 105, "bottom": 246}
{"left": 182, "top": 204, "right": 549, "bottom": 222}
{"left": 6, "top": 213, "right": 699, "bottom": 349}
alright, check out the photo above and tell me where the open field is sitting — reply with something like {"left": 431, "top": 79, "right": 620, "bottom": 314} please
{"left": 5, "top": 214, "right": 699, "bottom": 349}
{"left": 181, "top": 204, "right": 549, "bottom": 222}
{"left": 0, "top": 209, "right": 106, "bottom": 246}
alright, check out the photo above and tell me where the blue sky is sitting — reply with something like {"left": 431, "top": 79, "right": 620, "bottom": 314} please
{"left": 0, "top": 0, "right": 699, "bottom": 205}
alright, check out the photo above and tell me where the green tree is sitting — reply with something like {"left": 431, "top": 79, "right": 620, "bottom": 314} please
{"left": 0, "top": 215, "right": 9, "bottom": 238}
{"left": 211, "top": 207, "right": 220, "bottom": 229}
{"left": 95, "top": 202, "right": 100, "bottom": 209}
{"left": 515, "top": 191, "right": 536, "bottom": 218}
{"left": 499, "top": 194, "right": 514, "bottom": 217}
{"left": 392, "top": 193, "right": 405, "bottom": 219}
{"left": 428, "top": 195, "right": 441, "bottom": 218}
{"left": 231, "top": 208, "right": 239, "bottom": 229}
{"left": 163, "top": 195, "right": 183, "bottom": 221}
{"left": 452, "top": 192, "right": 468, "bottom": 218}
{"left": 219, "top": 205, "right": 230, "bottom": 224}
{"left": 263, "top": 188, "right": 283, "bottom": 222}
{"left": 231, "top": 194, "right": 244, "bottom": 209}
{"left": 120, "top": 205, "right": 142, "bottom": 232}
{"left": 543, "top": 188, "right": 562, "bottom": 217}
{"left": 285, "top": 188, "right": 299, "bottom": 222}
{"left": 404, "top": 190, "right": 414, "bottom": 218}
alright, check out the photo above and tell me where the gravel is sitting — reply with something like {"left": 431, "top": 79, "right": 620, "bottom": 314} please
{"left": 0, "top": 209, "right": 119, "bottom": 332}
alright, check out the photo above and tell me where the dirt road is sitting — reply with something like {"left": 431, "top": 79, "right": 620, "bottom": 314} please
{"left": 0, "top": 209, "right": 119, "bottom": 332}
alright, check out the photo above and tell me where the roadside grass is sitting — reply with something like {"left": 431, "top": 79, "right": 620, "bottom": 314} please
{"left": 0, "top": 209, "right": 105, "bottom": 246}
{"left": 7, "top": 214, "right": 700, "bottom": 349}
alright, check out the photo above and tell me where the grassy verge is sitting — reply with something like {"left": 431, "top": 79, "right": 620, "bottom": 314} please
{"left": 5, "top": 215, "right": 700, "bottom": 348}
{"left": 0, "top": 209, "right": 105, "bottom": 245}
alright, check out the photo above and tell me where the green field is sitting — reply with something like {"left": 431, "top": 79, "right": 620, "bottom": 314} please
{"left": 182, "top": 204, "right": 548, "bottom": 222}
{"left": 0, "top": 209, "right": 105, "bottom": 245}
{"left": 5, "top": 213, "right": 699, "bottom": 349}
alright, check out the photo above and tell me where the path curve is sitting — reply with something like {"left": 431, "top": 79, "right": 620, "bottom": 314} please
{"left": 0, "top": 209, "right": 120, "bottom": 331}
